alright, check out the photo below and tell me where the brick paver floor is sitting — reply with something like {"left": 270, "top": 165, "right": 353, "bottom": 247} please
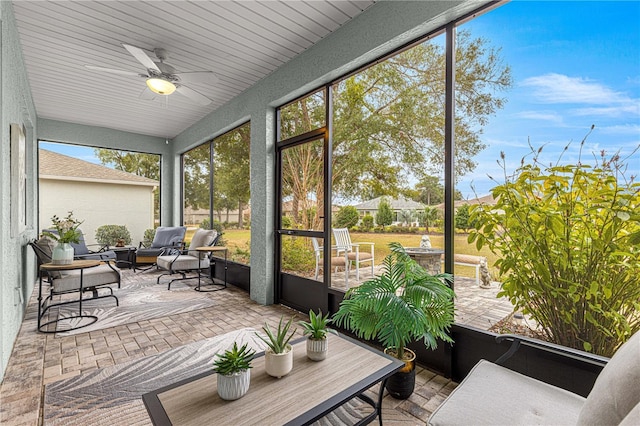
{"left": 0, "top": 269, "right": 465, "bottom": 425}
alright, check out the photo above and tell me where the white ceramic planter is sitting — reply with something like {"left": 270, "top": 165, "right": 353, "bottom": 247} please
{"left": 306, "top": 338, "right": 328, "bottom": 361}
{"left": 264, "top": 344, "right": 293, "bottom": 378}
{"left": 217, "top": 369, "right": 250, "bottom": 400}
{"left": 52, "top": 242, "right": 74, "bottom": 265}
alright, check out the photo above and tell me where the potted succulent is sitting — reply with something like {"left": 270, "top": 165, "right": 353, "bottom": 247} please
{"left": 213, "top": 342, "right": 256, "bottom": 400}
{"left": 298, "top": 309, "right": 338, "bottom": 361}
{"left": 256, "top": 316, "right": 296, "bottom": 378}
{"left": 333, "top": 242, "right": 455, "bottom": 399}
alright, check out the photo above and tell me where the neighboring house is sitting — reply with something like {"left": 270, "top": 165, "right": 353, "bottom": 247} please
{"left": 39, "top": 149, "right": 158, "bottom": 246}
{"left": 183, "top": 206, "right": 250, "bottom": 226}
{"left": 352, "top": 197, "right": 426, "bottom": 225}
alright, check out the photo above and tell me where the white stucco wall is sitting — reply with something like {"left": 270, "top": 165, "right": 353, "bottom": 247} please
{"left": 39, "top": 179, "right": 155, "bottom": 246}
{"left": 0, "top": 1, "right": 39, "bottom": 380}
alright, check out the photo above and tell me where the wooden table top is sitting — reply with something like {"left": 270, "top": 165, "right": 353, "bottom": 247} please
{"left": 143, "top": 334, "right": 403, "bottom": 425}
{"left": 40, "top": 259, "right": 101, "bottom": 271}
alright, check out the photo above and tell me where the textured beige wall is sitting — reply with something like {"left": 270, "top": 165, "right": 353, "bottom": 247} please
{"left": 39, "top": 179, "right": 155, "bottom": 246}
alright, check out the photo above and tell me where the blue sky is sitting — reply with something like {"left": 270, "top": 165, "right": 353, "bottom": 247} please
{"left": 41, "top": 1, "right": 640, "bottom": 200}
{"left": 460, "top": 1, "right": 640, "bottom": 197}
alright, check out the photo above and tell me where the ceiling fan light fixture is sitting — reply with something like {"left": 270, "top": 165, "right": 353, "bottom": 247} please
{"left": 146, "top": 77, "right": 176, "bottom": 95}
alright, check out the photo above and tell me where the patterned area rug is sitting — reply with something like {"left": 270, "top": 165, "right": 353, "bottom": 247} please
{"left": 43, "top": 328, "right": 265, "bottom": 425}
{"left": 43, "top": 271, "right": 216, "bottom": 336}
{"left": 43, "top": 328, "right": 373, "bottom": 425}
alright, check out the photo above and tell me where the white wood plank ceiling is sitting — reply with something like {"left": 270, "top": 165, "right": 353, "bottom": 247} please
{"left": 11, "top": 0, "right": 374, "bottom": 139}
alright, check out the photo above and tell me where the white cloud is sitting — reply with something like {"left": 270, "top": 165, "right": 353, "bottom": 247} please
{"left": 573, "top": 104, "right": 640, "bottom": 117}
{"left": 521, "top": 73, "right": 628, "bottom": 104}
{"left": 598, "top": 124, "right": 640, "bottom": 135}
{"left": 513, "top": 110, "right": 565, "bottom": 125}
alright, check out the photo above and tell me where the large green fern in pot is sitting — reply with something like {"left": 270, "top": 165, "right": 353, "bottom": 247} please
{"left": 333, "top": 242, "right": 455, "bottom": 361}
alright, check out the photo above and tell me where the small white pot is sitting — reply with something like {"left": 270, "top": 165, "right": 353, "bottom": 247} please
{"left": 306, "top": 337, "right": 328, "bottom": 361}
{"left": 217, "top": 369, "right": 250, "bottom": 400}
{"left": 264, "top": 344, "right": 293, "bottom": 378}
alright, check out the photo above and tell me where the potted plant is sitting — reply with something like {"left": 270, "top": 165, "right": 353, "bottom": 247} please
{"left": 95, "top": 224, "right": 132, "bottom": 247}
{"left": 333, "top": 242, "right": 455, "bottom": 399}
{"left": 298, "top": 309, "right": 338, "bottom": 361}
{"left": 256, "top": 316, "right": 296, "bottom": 378}
{"left": 213, "top": 342, "right": 256, "bottom": 400}
{"left": 42, "top": 211, "right": 83, "bottom": 265}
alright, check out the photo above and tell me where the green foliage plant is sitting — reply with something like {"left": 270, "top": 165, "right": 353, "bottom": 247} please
{"left": 361, "top": 214, "right": 374, "bottom": 231}
{"left": 298, "top": 310, "right": 338, "bottom": 340}
{"left": 333, "top": 242, "right": 455, "bottom": 360}
{"left": 143, "top": 228, "right": 156, "bottom": 247}
{"left": 43, "top": 211, "right": 83, "bottom": 244}
{"left": 468, "top": 131, "right": 640, "bottom": 356}
{"left": 422, "top": 207, "right": 439, "bottom": 232}
{"left": 257, "top": 316, "right": 297, "bottom": 354}
{"left": 335, "top": 205, "right": 360, "bottom": 229}
{"left": 95, "top": 224, "right": 132, "bottom": 246}
{"left": 454, "top": 204, "right": 476, "bottom": 232}
{"left": 375, "top": 197, "right": 394, "bottom": 229}
{"left": 213, "top": 342, "right": 256, "bottom": 375}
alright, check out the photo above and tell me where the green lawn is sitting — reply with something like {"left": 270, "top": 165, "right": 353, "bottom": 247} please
{"left": 219, "top": 229, "right": 499, "bottom": 279}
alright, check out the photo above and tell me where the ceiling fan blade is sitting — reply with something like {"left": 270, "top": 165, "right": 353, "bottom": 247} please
{"left": 85, "top": 65, "right": 144, "bottom": 77}
{"left": 139, "top": 87, "right": 157, "bottom": 100}
{"left": 175, "top": 71, "right": 219, "bottom": 85}
{"left": 123, "top": 44, "right": 161, "bottom": 73}
{"left": 176, "top": 85, "right": 212, "bottom": 106}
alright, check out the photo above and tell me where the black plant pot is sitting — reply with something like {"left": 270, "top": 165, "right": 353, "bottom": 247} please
{"left": 386, "top": 367, "right": 416, "bottom": 399}
{"left": 384, "top": 348, "right": 416, "bottom": 400}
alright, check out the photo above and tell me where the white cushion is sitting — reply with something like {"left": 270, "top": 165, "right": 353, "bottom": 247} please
{"left": 428, "top": 360, "right": 585, "bottom": 426}
{"left": 52, "top": 264, "right": 120, "bottom": 293}
{"left": 187, "top": 229, "right": 216, "bottom": 258}
{"left": 157, "top": 255, "right": 210, "bottom": 271}
{"left": 577, "top": 331, "right": 640, "bottom": 425}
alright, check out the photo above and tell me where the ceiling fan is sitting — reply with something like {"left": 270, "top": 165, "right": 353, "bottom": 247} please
{"left": 85, "top": 44, "right": 218, "bottom": 106}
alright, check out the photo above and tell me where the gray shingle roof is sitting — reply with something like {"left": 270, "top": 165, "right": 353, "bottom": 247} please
{"left": 39, "top": 149, "right": 158, "bottom": 186}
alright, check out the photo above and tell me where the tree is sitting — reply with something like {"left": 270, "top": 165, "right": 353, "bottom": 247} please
{"left": 280, "top": 30, "right": 511, "bottom": 224}
{"left": 422, "top": 206, "right": 439, "bottom": 232}
{"left": 375, "top": 197, "right": 394, "bottom": 228}
{"left": 182, "top": 144, "right": 211, "bottom": 212}
{"left": 213, "top": 123, "right": 251, "bottom": 228}
{"left": 335, "top": 205, "right": 359, "bottom": 229}
{"left": 415, "top": 175, "right": 463, "bottom": 206}
{"left": 397, "top": 209, "right": 415, "bottom": 226}
{"left": 455, "top": 204, "right": 474, "bottom": 232}
{"left": 468, "top": 134, "right": 640, "bottom": 357}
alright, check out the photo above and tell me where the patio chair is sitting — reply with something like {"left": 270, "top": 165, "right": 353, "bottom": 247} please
{"left": 134, "top": 226, "right": 187, "bottom": 271}
{"left": 312, "top": 237, "right": 350, "bottom": 288}
{"left": 29, "top": 238, "right": 120, "bottom": 331}
{"left": 43, "top": 228, "right": 116, "bottom": 261}
{"left": 332, "top": 228, "right": 374, "bottom": 281}
{"left": 428, "top": 331, "right": 640, "bottom": 425}
{"left": 156, "top": 229, "right": 218, "bottom": 289}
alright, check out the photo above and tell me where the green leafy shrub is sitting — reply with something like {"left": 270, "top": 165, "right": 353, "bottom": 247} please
{"left": 335, "top": 206, "right": 359, "bottom": 229}
{"left": 143, "top": 228, "right": 156, "bottom": 247}
{"left": 281, "top": 216, "right": 293, "bottom": 228}
{"left": 361, "top": 214, "right": 374, "bottom": 231}
{"left": 281, "top": 236, "right": 315, "bottom": 273}
{"left": 469, "top": 134, "right": 640, "bottom": 356}
{"left": 95, "top": 225, "right": 131, "bottom": 246}
{"left": 375, "top": 197, "right": 394, "bottom": 229}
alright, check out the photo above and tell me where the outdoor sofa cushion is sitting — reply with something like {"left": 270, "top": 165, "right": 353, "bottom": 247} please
{"left": 576, "top": 330, "right": 640, "bottom": 425}
{"left": 428, "top": 360, "right": 585, "bottom": 425}
{"left": 136, "top": 226, "right": 187, "bottom": 261}
{"left": 156, "top": 229, "right": 216, "bottom": 271}
{"left": 52, "top": 264, "right": 121, "bottom": 293}
{"left": 428, "top": 330, "right": 640, "bottom": 426}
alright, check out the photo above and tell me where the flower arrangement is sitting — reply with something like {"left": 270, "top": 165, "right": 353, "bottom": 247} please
{"left": 42, "top": 211, "right": 83, "bottom": 244}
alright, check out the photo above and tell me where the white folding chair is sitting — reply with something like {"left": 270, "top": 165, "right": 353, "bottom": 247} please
{"left": 332, "top": 228, "right": 374, "bottom": 281}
